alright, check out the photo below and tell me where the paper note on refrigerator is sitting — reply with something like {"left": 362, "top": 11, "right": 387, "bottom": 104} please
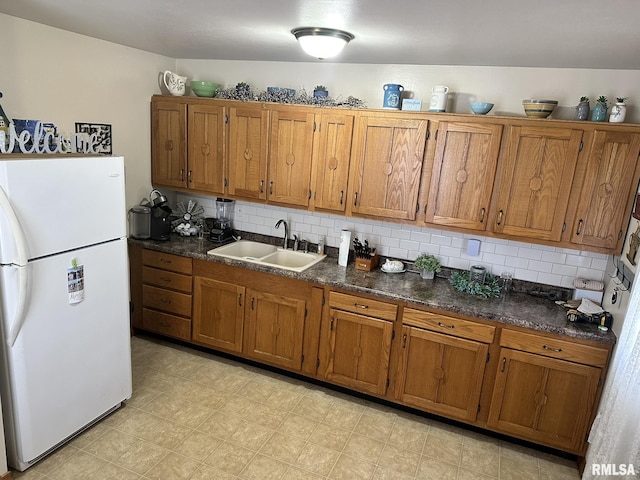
{"left": 67, "top": 265, "right": 84, "bottom": 304}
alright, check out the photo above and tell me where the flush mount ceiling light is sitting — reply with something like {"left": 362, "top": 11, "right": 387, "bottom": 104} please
{"left": 291, "top": 27, "right": 354, "bottom": 59}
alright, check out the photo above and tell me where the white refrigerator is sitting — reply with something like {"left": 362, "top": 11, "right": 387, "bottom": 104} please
{"left": 0, "top": 155, "right": 132, "bottom": 471}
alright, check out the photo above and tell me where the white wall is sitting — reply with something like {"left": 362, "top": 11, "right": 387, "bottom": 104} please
{"left": 177, "top": 59, "right": 640, "bottom": 122}
{"left": 0, "top": 13, "right": 175, "bottom": 209}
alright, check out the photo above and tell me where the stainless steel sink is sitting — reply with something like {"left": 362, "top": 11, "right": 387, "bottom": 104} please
{"left": 208, "top": 240, "right": 326, "bottom": 272}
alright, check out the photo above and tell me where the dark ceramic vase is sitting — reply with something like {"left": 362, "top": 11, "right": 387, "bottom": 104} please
{"left": 575, "top": 101, "right": 590, "bottom": 120}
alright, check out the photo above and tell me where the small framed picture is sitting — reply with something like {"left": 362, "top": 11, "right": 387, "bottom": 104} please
{"left": 75, "top": 122, "right": 112, "bottom": 154}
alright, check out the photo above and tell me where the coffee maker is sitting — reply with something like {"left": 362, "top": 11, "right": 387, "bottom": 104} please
{"left": 209, "top": 198, "right": 234, "bottom": 243}
{"left": 149, "top": 189, "right": 172, "bottom": 241}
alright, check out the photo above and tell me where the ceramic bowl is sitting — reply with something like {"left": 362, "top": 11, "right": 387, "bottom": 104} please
{"left": 470, "top": 102, "right": 494, "bottom": 115}
{"left": 190, "top": 81, "right": 220, "bottom": 97}
{"left": 522, "top": 99, "right": 558, "bottom": 118}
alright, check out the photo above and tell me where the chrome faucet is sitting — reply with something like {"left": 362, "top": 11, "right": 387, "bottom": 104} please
{"left": 275, "top": 219, "right": 289, "bottom": 249}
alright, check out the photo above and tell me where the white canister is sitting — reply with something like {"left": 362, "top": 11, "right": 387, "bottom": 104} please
{"left": 429, "top": 85, "right": 449, "bottom": 112}
{"left": 338, "top": 229, "right": 351, "bottom": 266}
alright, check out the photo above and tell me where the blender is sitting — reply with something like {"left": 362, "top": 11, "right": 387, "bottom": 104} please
{"left": 209, "top": 198, "right": 234, "bottom": 243}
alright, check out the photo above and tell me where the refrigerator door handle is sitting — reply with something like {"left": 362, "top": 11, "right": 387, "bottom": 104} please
{"left": 0, "top": 185, "right": 31, "bottom": 346}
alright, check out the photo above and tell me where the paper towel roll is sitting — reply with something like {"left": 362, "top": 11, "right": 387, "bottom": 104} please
{"left": 338, "top": 229, "right": 351, "bottom": 266}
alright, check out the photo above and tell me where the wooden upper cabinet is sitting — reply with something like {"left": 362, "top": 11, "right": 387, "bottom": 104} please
{"left": 570, "top": 130, "right": 640, "bottom": 251}
{"left": 493, "top": 125, "right": 583, "bottom": 241}
{"left": 227, "top": 105, "right": 269, "bottom": 200}
{"left": 188, "top": 104, "right": 226, "bottom": 194}
{"left": 268, "top": 109, "right": 315, "bottom": 207}
{"left": 425, "top": 122, "right": 503, "bottom": 230}
{"left": 151, "top": 101, "right": 187, "bottom": 188}
{"left": 311, "top": 113, "right": 355, "bottom": 212}
{"left": 348, "top": 114, "right": 428, "bottom": 220}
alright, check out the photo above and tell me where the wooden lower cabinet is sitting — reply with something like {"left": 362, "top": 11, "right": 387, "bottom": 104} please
{"left": 396, "top": 325, "right": 488, "bottom": 421}
{"left": 244, "top": 289, "right": 306, "bottom": 369}
{"left": 192, "top": 277, "right": 245, "bottom": 352}
{"left": 487, "top": 334, "right": 604, "bottom": 453}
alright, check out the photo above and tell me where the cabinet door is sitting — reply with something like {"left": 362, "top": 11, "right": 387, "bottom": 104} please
{"left": 324, "top": 309, "right": 393, "bottom": 396}
{"left": 488, "top": 348, "right": 600, "bottom": 452}
{"left": 192, "top": 277, "right": 245, "bottom": 352}
{"left": 425, "top": 122, "right": 502, "bottom": 230}
{"left": 227, "top": 105, "right": 269, "bottom": 200}
{"left": 311, "top": 113, "right": 354, "bottom": 212}
{"left": 494, "top": 126, "right": 583, "bottom": 241}
{"left": 268, "top": 109, "right": 315, "bottom": 206}
{"left": 396, "top": 326, "right": 488, "bottom": 421}
{"left": 244, "top": 290, "right": 306, "bottom": 370}
{"left": 571, "top": 130, "right": 640, "bottom": 250}
{"left": 188, "top": 104, "right": 226, "bottom": 194}
{"left": 349, "top": 116, "right": 428, "bottom": 220}
{"left": 151, "top": 100, "right": 187, "bottom": 188}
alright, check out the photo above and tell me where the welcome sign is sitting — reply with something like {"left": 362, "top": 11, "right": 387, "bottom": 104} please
{"left": 0, "top": 121, "right": 101, "bottom": 154}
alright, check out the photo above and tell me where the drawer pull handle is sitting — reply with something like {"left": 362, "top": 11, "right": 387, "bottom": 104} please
{"left": 543, "top": 345, "right": 562, "bottom": 353}
{"left": 438, "top": 322, "right": 455, "bottom": 329}
{"left": 575, "top": 219, "right": 584, "bottom": 236}
{"left": 354, "top": 303, "right": 369, "bottom": 309}
{"left": 160, "top": 321, "right": 171, "bottom": 328}
{"left": 238, "top": 293, "right": 243, "bottom": 307}
{"left": 402, "top": 333, "right": 407, "bottom": 348}
{"left": 500, "top": 357, "right": 506, "bottom": 372}
{"left": 259, "top": 180, "right": 264, "bottom": 193}
{"left": 339, "top": 190, "right": 344, "bottom": 205}
{"left": 160, "top": 258, "right": 172, "bottom": 264}
{"left": 160, "top": 277, "right": 171, "bottom": 283}
{"left": 160, "top": 298, "right": 171, "bottom": 304}
{"left": 354, "top": 191, "right": 358, "bottom": 206}
{"left": 479, "top": 208, "right": 485, "bottom": 223}
{"left": 496, "top": 209, "right": 504, "bottom": 226}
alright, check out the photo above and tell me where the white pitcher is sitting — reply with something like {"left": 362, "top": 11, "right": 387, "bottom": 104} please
{"left": 163, "top": 71, "right": 187, "bottom": 96}
{"left": 429, "top": 85, "right": 449, "bottom": 112}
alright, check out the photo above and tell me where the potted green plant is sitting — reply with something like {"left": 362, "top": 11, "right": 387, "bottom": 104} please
{"left": 591, "top": 96, "right": 608, "bottom": 121}
{"left": 313, "top": 85, "right": 328, "bottom": 98}
{"left": 575, "top": 96, "right": 590, "bottom": 120}
{"left": 413, "top": 253, "right": 441, "bottom": 280}
{"left": 610, "top": 97, "right": 628, "bottom": 123}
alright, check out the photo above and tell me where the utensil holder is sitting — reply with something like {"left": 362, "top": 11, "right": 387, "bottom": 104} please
{"left": 355, "top": 254, "right": 379, "bottom": 271}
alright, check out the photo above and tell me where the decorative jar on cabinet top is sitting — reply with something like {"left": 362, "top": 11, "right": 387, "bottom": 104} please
{"left": 383, "top": 84, "right": 404, "bottom": 109}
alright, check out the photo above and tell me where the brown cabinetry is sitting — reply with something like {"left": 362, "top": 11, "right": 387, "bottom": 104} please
{"left": 570, "top": 130, "right": 640, "bottom": 250}
{"left": 151, "top": 98, "right": 225, "bottom": 194}
{"left": 244, "top": 289, "right": 306, "bottom": 369}
{"left": 320, "top": 292, "right": 396, "bottom": 396}
{"left": 310, "top": 113, "right": 355, "bottom": 212}
{"left": 192, "top": 277, "right": 245, "bottom": 352}
{"left": 267, "top": 108, "right": 315, "bottom": 207}
{"left": 492, "top": 125, "right": 583, "bottom": 241}
{"left": 487, "top": 329, "right": 607, "bottom": 453}
{"left": 151, "top": 100, "right": 187, "bottom": 189}
{"left": 140, "top": 249, "right": 192, "bottom": 341}
{"left": 227, "top": 104, "right": 270, "bottom": 200}
{"left": 396, "top": 308, "right": 495, "bottom": 421}
{"left": 425, "top": 121, "right": 503, "bottom": 231}
{"left": 348, "top": 112, "right": 428, "bottom": 220}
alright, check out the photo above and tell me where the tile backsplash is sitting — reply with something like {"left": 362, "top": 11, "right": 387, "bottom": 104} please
{"left": 179, "top": 193, "right": 610, "bottom": 289}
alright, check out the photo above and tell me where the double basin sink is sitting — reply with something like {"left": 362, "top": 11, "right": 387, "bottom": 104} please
{"left": 207, "top": 240, "right": 326, "bottom": 272}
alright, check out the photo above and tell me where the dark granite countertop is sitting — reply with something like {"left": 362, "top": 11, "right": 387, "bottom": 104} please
{"left": 130, "top": 235, "right": 616, "bottom": 345}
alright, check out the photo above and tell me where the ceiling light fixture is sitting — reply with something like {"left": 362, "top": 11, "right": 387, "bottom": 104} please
{"left": 291, "top": 27, "right": 354, "bottom": 59}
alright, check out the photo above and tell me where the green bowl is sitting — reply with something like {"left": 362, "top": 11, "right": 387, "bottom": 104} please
{"left": 190, "top": 81, "right": 220, "bottom": 97}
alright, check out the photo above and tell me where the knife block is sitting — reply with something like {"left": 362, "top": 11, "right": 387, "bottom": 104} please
{"left": 355, "top": 254, "right": 379, "bottom": 271}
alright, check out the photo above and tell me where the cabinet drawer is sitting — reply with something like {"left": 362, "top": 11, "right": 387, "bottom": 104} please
{"left": 142, "top": 266, "right": 192, "bottom": 293}
{"left": 142, "top": 249, "right": 192, "bottom": 275}
{"left": 329, "top": 291, "right": 398, "bottom": 321}
{"left": 500, "top": 329, "right": 609, "bottom": 367}
{"left": 142, "top": 308, "right": 191, "bottom": 341}
{"left": 403, "top": 308, "right": 495, "bottom": 343}
{"left": 142, "top": 285, "right": 192, "bottom": 317}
